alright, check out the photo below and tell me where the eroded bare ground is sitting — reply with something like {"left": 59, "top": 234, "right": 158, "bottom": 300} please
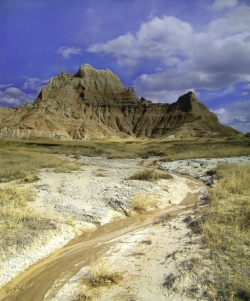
{"left": 48, "top": 211, "right": 210, "bottom": 301}
{"left": 0, "top": 155, "right": 209, "bottom": 301}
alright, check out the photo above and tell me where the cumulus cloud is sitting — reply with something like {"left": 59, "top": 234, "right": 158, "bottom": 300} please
{"left": 88, "top": 6, "right": 250, "bottom": 94}
{"left": 210, "top": 0, "right": 238, "bottom": 11}
{"left": 22, "top": 78, "right": 49, "bottom": 92}
{"left": 57, "top": 46, "right": 81, "bottom": 58}
{"left": 242, "top": 92, "right": 248, "bottom": 95}
{"left": 0, "top": 83, "right": 13, "bottom": 88}
{"left": 212, "top": 100, "right": 250, "bottom": 132}
{"left": 148, "top": 9, "right": 157, "bottom": 20}
{"left": 136, "top": 88, "right": 198, "bottom": 104}
{"left": 0, "top": 87, "right": 36, "bottom": 106}
{"left": 88, "top": 16, "right": 193, "bottom": 66}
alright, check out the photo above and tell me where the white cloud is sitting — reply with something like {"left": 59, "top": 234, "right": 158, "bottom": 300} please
{"left": 245, "top": 83, "right": 250, "bottom": 89}
{"left": 208, "top": 6, "right": 250, "bottom": 38}
{"left": 211, "top": 0, "right": 238, "bottom": 11}
{"left": 88, "top": 6, "right": 250, "bottom": 94}
{"left": 212, "top": 100, "right": 250, "bottom": 132}
{"left": 22, "top": 78, "right": 49, "bottom": 92}
{"left": 242, "top": 92, "right": 248, "bottom": 95}
{"left": 0, "top": 83, "right": 13, "bottom": 89}
{"left": 57, "top": 46, "right": 81, "bottom": 58}
{"left": 88, "top": 16, "right": 193, "bottom": 66}
{"left": 136, "top": 88, "right": 192, "bottom": 104}
{"left": 0, "top": 87, "right": 36, "bottom": 106}
{"left": 148, "top": 9, "right": 157, "bottom": 20}
{"left": 213, "top": 108, "right": 226, "bottom": 115}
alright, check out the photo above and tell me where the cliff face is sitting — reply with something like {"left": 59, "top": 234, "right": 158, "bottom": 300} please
{"left": 0, "top": 64, "right": 237, "bottom": 140}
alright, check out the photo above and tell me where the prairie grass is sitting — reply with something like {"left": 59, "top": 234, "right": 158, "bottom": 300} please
{"left": 0, "top": 186, "right": 55, "bottom": 259}
{"left": 55, "top": 161, "right": 83, "bottom": 173}
{"left": 201, "top": 163, "right": 250, "bottom": 300}
{"left": 73, "top": 288, "right": 96, "bottom": 301}
{"left": 84, "top": 255, "right": 123, "bottom": 288}
{"left": 129, "top": 168, "right": 173, "bottom": 181}
{"left": 131, "top": 192, "right": 159, "bottom": 213}
{"left": 0, "top": 137, "right": 249, "bottom": 161}
{"left": 0, "top": 150, "right": 83, "bottom": 182}
{"left": 74, "top": 255, "right": 123, "bottom": 300}
{"left": 161, "top": 141, "right": 250, "bottom": 162}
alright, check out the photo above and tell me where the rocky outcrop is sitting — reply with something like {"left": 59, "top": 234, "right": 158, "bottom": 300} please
{"left": 0, "top": 64, "right": 238, "bottom": 140}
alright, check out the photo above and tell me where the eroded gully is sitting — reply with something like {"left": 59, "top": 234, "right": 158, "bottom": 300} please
{"left": 0, "top": 177, "right": 205, "bottom": 301}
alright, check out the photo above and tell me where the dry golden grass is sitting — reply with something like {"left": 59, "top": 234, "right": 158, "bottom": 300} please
{"left": 0, "top": 186, "right": 56, "bottom": 259}
{"left": 0, "top": 150, "right": 83, "bottom": 183}
{"left": 0, "top": 137, "right": 249, "bottom": 161}
{"left": 55, "top": 161, "right": 83, "bottom": 173}
{"left": 129, "top": 168, "right": 173, "bottom": 181}
{"left": 84, "top": 256, "right": 122, "bottom": 288}
{"left": 131, "top": 192, "right": 159, "bottom": 213}
{"left": 161, "top": 140, "right": 250, "bottom": 162}
{"left": 73, "top": 289, "right": 96, "bottom": 301}
{"left": 201, "top": 163, "right": 250, "bottom": 300}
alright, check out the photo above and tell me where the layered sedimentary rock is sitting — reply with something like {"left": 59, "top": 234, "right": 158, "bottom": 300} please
{"left": 0, "top": 64, "right": 237, "bottom": 140}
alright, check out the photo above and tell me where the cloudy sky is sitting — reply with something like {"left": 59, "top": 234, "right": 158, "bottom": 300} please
{"left": 0, "top": 0, "right": 250, "bottom": 132}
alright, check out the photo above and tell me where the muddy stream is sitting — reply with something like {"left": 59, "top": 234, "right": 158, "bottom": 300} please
{"left": 0, "top": 200, "right": 195, "bottom": 301}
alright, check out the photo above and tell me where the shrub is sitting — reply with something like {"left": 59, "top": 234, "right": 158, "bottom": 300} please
{"left": 131, "top": 192, "right": 159, "bottom": 213}
{"left": 129, "top": 168, "right": 172, "bottom": 181}
{"left": 84, "top": 256, "right": 122, "bottom": 288}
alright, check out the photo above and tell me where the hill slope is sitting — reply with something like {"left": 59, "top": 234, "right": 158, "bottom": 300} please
{"left": 0, "top": 64, "right": 237, "bottom": 140}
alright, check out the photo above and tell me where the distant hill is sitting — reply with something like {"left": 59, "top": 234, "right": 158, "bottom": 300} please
{"left": 0, "top": 64, "right": 238, "bottom": 140}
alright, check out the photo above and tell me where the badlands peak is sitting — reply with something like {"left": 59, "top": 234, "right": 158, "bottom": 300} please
{"left": 0, "top": 64, "right": 238, "bottom": 140}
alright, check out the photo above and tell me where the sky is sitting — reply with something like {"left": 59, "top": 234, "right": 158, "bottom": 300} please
{"left": 0, "top": 0, "right": 250, "bottom": 132}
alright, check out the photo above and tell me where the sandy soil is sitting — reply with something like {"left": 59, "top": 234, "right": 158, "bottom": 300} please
{"left": 0, "top": 155, "right": 222, "bottom": 301}
{"left": 48, "top": 211, "right": 207, "bottom": 301}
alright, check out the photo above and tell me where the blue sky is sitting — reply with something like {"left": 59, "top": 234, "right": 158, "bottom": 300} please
{"left": 0, "top": 0, "right": 250, "bottom": 132}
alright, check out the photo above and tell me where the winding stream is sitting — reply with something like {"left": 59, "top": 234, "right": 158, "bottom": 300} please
{"left": 0, "top": 202, "right": 196, "bottom": 301}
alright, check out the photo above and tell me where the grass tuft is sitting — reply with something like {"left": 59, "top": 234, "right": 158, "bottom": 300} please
{"left": 129, "top": 168, "right": 173, "bottom": 181}
{"left": 131, "top": 192, "right": 159, "bottom": 213}
{"left": 84, "top": 256, "right": 122, "bottom": 288}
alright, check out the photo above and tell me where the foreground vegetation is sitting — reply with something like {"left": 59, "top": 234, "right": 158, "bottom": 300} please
{"left": 0, "top": 186, "right": 56, "bottom": 261}
{"left": 202, "top": 163, "right": 250, "bottom": 300}
{"left": 0, "top": 145, "right": 83, "bottom": 259}
{"left": 131, "top": 192, "right": 159, "bottom": 213}
{"left": 75, "top": 256, "right": 122, "bottom": 301}
{"left": 0, "top": 137, "right": 249, "bottom": 299}
{"left": 128, "top": 168, "right": 173, "bottom": 181}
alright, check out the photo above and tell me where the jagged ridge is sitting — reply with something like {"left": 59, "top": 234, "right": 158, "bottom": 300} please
{"left": 0, "top": 64, "right": 237, "bottom": 140}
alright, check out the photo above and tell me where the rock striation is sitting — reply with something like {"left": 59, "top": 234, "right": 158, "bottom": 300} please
{"left": 0, "top": 64, "right": 238, "bottom": 140}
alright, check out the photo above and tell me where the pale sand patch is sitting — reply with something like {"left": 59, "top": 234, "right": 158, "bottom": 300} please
{"left": 48, "top": 211, "right": 208, "bottom": 301}
{"left": 0, "top": 156, "right": 206, "bottom": 298}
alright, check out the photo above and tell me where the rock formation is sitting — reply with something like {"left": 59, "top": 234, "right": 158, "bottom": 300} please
{"left": 0, "top": 64, "right": 238, "bottom": 140}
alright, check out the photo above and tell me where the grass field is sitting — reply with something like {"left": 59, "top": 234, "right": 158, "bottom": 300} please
{"left": 201, "top": 163, "right": 250, "bottom": 300}
{"left": 0, "top": 137, "right": 249, "bottom": 161}
{"left": 0, "top": 186, "right": 56, "bottom": 261}
{"left": 0, "top": 150, "right": 83, "bottom": 183}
